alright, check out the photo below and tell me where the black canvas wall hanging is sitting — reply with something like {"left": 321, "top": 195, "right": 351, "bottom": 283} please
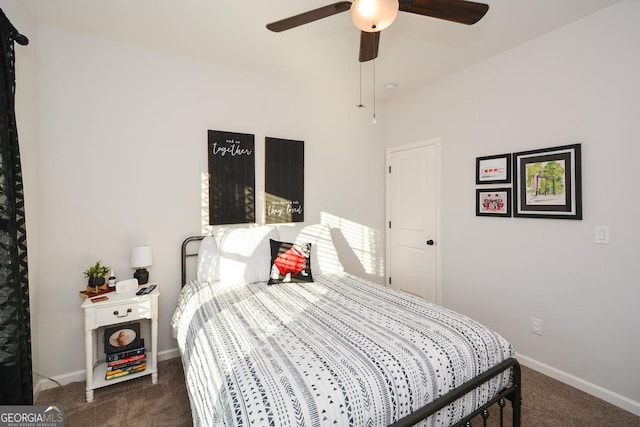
{"left": 208, "top": 130, "right": 255, "bottom": 225}
{"left": 265, "top": 137, "right": 304, "bottom": 224}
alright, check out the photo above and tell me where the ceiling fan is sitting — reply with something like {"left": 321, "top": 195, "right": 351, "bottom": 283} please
{"left": 266, "top": 0, "right": 489, "bottom": 62}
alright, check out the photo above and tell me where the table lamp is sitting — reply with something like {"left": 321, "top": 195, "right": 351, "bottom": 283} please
{"left": 130, "top": 245, "right": 152, "bottom": 285}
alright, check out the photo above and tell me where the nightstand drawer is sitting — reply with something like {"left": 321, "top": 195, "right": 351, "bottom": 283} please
{"left": 94, "top": 300, "right": 151, "bottom": 327}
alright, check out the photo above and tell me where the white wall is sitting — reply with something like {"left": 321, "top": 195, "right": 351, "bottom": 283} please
{"left": 32, "top": 26, "right": 385, "bottom": 382}
{"left": 384, "top": 0, "right": 640, "bottom": 414}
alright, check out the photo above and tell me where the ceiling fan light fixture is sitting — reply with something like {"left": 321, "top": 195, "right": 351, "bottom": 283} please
{"left": 350, "top": 0, "right": 399, "bottom": 32}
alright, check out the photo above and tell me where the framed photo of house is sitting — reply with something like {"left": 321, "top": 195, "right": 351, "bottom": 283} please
{"left": 512, "top": 143, "right": 582, "bottom": 220}
{"left": 476, "top": 188, "right": 511, "bottom": 217}
{"left": 476, "top": 153, "right": 511, "bottom": 184}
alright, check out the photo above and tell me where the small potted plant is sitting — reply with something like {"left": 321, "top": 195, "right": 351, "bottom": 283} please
{"left": 84, "top": 260, "right": 111, "bottom": 292}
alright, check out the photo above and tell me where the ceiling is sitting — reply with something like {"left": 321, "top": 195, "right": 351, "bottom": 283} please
{"left": 21, "top": 0, "right": 620, "bottom": 101}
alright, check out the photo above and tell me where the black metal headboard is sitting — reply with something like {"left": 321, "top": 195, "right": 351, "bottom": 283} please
{"left": 181, "top": 236, "right": 205, "bottom": 287}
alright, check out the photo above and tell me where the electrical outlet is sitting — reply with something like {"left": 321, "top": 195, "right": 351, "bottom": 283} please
{"left": 530, "top": 317, "right": 543, "bottom": 335}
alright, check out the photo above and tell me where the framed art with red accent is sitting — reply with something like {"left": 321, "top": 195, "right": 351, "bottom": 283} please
{"left": 476, "top": 153, "right": 511, "bottom": 184}
{"left": 476, "top": 188, "right": 511, "bottom": 217}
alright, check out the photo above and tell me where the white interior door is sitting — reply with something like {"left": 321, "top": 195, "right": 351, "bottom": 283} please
{"left": 386, "top": 141, "right": 439, "bottom": 303}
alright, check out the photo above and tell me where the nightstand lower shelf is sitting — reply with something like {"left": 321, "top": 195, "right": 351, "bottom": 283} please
{"left": 92, "top": 359, "right": 158, "bottom": 389}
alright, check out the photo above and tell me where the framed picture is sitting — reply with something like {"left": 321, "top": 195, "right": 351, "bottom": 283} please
{"left": 208, "top": 130, "right": 255, "bottom": 225}
{"left": 513, "top": 143, "right": 582, "bottom": 220}
{"left": 476, "top": 188, "right": 511, "bottom": 217}
{"left": 265, "top": 137, "right": 304, "bottom": 224}
{"left": 104, "top": 322, "right": 141, "bottom": 355}
{"left": 476, "top": 153, "right": 511, "bottom": 184}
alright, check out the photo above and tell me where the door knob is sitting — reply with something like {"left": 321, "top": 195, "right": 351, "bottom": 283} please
{"left": 426, "top": 240, "right": 435, "bottom": 246}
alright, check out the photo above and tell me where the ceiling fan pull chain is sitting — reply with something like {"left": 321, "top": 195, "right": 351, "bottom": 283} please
{"left": 357, "top": 62, "right": 365, "bottom": 108}
{"left": 372, "top": 59, "right": 377, "bottom": 124}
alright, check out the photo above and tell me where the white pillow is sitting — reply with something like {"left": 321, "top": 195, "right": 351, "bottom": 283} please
{"left": 196, "top": 235, "right": 218, "bottom": 282}
{"left": 215, "top": 225, "right": 279, "bottom": 284}
{"left": 278, "top": 223, "right": 343, "bottom": 275}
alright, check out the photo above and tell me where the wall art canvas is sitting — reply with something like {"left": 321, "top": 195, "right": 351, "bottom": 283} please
{"left": 208, "top": 130, "right": 255, "bottom": 225}
{"left": 513, "top": 143, "right": 582, "bottom": 219}
{"left": 265, "top": 137, "right": 304, "bottom": 224}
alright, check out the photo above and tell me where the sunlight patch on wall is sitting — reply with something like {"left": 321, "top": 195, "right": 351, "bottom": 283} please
{"left": 320, "top": 212, "right": 383, "bottom": 276}
{"left": 265, "top": 193, "right": 293, "bottom": 223}
{"left": 201, "top": 172, "right": 213, "bottom": 235}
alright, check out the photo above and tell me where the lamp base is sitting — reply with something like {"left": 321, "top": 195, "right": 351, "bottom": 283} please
{"left": 134, "top": 268, "right": 149, "bottom": 285}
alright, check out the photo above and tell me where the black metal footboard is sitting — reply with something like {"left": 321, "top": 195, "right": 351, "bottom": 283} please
{"left": 390, "top": 357, "right": 521, "bottom": 427}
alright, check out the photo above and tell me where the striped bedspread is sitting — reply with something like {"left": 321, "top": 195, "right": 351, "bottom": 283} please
{"left": 171, "top": 273, "right": 514, "bottom": 426}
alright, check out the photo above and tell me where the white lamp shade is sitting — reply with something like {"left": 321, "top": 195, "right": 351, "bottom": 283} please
{"left": 130, "top": 245, "right": 153, "bottom": 268}
{"left": 350, "top": 0, "right": 399, "bottom": 32}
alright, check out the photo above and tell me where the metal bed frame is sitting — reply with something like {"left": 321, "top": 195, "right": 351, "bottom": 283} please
{"left": 180, "top": 236, "right": 522, "bottom": 427}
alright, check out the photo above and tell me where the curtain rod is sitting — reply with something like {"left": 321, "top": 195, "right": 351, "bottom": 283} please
{"left": 0, "top": 9, "right": 29, "bottom": 46}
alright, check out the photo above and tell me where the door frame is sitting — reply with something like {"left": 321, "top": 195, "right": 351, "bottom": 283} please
{"left": 385, "top": 138, "right": 442, "bottom": 304}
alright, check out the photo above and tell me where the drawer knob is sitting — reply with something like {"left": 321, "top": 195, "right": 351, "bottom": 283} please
{"left": 114, "top": 308, "right": 133, "bottom": 318}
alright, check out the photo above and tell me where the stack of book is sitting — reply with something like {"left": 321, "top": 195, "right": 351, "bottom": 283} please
{"left": 105, "top": 339, "right": 146, "bottom": 380}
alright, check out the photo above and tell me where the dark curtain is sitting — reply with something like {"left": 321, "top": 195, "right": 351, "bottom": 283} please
{"left": 0, "top": 9, "right": 31, "bottom": 405}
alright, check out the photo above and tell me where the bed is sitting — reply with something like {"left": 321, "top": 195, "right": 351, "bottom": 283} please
{"left": 172, "top": 224, "right": 521, "bottom": 426}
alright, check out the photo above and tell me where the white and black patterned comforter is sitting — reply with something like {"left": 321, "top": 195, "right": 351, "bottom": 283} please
{"left": 172, "top": 273, "right": 515, "bottom": 426}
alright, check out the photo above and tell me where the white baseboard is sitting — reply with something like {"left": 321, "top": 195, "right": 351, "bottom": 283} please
{"left": 34, "top": 347, "right": 182, "bottom": 395}
{"left": 159, "top": 347, "right": 180, "bottom": 361}
{"left": 517, "top": 353, "right": 640, "bottom": 417}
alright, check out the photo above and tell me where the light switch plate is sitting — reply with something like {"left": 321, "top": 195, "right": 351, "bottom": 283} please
{"left": 594, "top": 225, "right": 610, "bottom": 244}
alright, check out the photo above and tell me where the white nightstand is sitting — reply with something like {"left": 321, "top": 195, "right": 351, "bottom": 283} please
{"left": 81, "top": 284, "right": 159, "bottom": 402}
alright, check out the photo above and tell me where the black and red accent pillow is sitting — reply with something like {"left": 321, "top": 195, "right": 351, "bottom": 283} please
{"left": 268, "top": 239, "right": 314, "bottom": 285}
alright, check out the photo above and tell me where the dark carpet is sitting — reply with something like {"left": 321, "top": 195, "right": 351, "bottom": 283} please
{"left": 35, "top": 357, "right": 640, "bottom": 426}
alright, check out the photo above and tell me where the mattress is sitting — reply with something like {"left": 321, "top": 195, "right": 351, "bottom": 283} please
{"left": 172, "top": 272, "right": 515, "bottom": 426}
